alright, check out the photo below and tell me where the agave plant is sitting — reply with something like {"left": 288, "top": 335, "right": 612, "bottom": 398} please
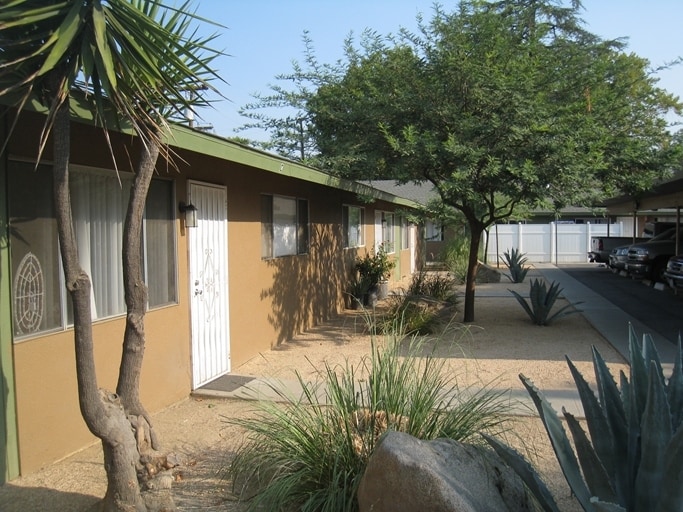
{"left": 485, "top": 325, "right": 683, "bottom": 512}
{"left": 502, "top": 247, "right": 529, "bottom": 283}
{"left": 509, "top": 278, "right": 581, "bottom": 326}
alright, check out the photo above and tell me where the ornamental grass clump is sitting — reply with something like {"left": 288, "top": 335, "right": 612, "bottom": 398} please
{"left": 407, "top": 269, "right": 457, "bottom": 302}
{"left": 375, "top": 270, "right": 457, "bottom": 335}
{"left": 442, "top": 236, "right": 470, "bottom": 284}
{"left": 485, "top": 325, "right": 683, "bottom": 512}
{"left": 510, "top": 278, "right": 582, "bottom": 326}
{"left": 227, "top": 329, "right": 511, "bottom": 512}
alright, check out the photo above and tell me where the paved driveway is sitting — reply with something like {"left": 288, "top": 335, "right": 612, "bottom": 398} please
{"left": 559, "top": 263, "right": 683, "bottom": 345}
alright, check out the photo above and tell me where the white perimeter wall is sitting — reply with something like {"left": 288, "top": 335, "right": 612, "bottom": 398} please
{"left": 485, "top": 222, "right": 624, "bottom": 264}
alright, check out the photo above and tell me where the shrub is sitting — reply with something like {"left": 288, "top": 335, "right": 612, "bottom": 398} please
{"left": 355, "top": 246, "right": 395, "bottom": 287}
{"left": 442, "top": 236, "right": 470, "bottom": 284}
{"left": 345, "top": 272, "right": 372, "bottom": 309}
{"left": 407, "top": 270, "right": 457, "bottom": 302}
{"left": 376, "top": 295, "right": 448, "bottom": 335}
{"left": 509, "top": 278, "right": 581, "bottom": 326}
{"left": 502, "top": 248, "right": 529, "bottom": 283}
{"left": 371, "top": 270, "right": 457, "bottom": 334}
{"left": 485, "top": 326, "right": 683, "bottom": 512}
{"left": 227, "top": 332, "right": 511, "bottom": 512}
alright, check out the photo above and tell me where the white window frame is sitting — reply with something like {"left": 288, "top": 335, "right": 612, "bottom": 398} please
{"left": 375, "top": 211, "right": 395, "bottom": 254}
{"left": 343, "top": 205, "right": 365, "bottom": 248}
{"left": 9, "top": 161, "right": 178, "bottom": 341}
{"left": 400, "top": 216, "right": 410, "bottom": 250}
{"left": 425, "top": 220, "right": 444, "bottom": 241}
{"left": 261, "top": 194, "right": 309, "bottom": 258}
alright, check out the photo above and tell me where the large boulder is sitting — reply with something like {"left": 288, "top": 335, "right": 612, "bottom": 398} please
{"left": 476, "top": 262, "right": 502, "bottom": 283}
{"left": 357, "top": 431, "right": 532, "bottom": 512}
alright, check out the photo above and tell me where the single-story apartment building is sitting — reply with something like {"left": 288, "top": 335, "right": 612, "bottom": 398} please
{"left": 0, "top": 101, "right": 422, "bottom": 481}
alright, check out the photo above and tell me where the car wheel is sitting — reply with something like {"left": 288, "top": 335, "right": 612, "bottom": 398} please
{"left": 651, "top": 258, "right": 668, "bottom": 283}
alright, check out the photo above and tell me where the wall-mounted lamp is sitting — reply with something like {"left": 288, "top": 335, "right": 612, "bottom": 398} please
{"left": 179, "top": 202, "right": 198, "bottom": 228}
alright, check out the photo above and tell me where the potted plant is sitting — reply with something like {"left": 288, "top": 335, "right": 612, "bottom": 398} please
{"left": 355, "top": 246, "right": 396, "bottom": 303}
{"left": 346, "top": 273, "right": 372, "bottom": 309}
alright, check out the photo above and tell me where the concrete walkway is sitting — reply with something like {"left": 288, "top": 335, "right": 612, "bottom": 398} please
{"left": 194, "top": 264, "right": 679, "bottom": 418}
{"left": 534, "top": 263, "right": 678, "bottom": 367}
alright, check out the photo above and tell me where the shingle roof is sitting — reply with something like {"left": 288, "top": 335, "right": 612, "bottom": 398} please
{"left": 360, "top": 180, "right": 438, "bottom": 205}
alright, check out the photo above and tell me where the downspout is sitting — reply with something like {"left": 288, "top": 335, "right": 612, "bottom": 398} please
{"left": 0, "top": 110, "right": 20, "bottom": 482}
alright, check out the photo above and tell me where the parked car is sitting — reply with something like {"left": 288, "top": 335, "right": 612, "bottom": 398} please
{"left": 589, "top": 236, "right": 647, "bottom": 263}
{"left": 664, "top": 254, "right": 683, "bottom": 290}
{"left": 626, "top": 227, "right": 683, "bottom": 282}
{"left": 609, "top": 245, "right": 631, "bottom": 272}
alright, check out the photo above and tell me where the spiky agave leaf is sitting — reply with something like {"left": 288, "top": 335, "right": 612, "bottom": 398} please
{"left": 655, "top": 423, "right": 683, "bottom": 511}
{"left": 667, "top": 335, "right": 683, "bottom": 428}
{"left": 590, "top": 346, "right": 631, "bottom": 504}
{"left": 519, "top": 373, "right": 597, "bottom": 511}
{"left": 563, "top": 409, "right": 617, "bottom": 503}
{"left": 565, "top": 357, "right": 619, "bottom": 497}
{"left": 634, "top": 363, "right": 672, "bottom": 511}
{"left": 482, "top": 433, "right": 561, "bottom": 512}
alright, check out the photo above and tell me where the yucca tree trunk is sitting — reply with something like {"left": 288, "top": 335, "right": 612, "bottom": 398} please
{"left": 51, "top": 92, "right": 174, "bottom": 511}
{"left": 52, "top": 91, "right": 148, "bottom": 511}
{"left": 115, "top": 136, "right": 179, "bottom": 511}
{"left": 117, "top": 136, "right": 161, "bottom": 451}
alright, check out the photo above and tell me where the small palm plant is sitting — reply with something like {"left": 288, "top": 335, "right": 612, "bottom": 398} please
{"left": 485, "top": 326, "right": 683, "bottom": 512}
{"left": 510, "top": 279, "right": 581, "bottom": 326}
{"left": 227, "top": 331, "right": 511, "bottom": 512}
{"left": 502, "top": 248, "right": 530, "bottom": 283}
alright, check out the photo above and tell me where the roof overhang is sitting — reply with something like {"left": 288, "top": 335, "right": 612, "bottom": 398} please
{"left": 601, "top": 176, "right": 683, "bottom": 214}
{"left": 1, "top": 94, "right": 419, "bottom": 209}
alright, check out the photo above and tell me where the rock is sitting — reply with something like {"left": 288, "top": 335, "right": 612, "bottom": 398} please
{"left": 476, "top": 262, "right": 502, "bottom": 283}
{"left": 357, "top": 431, "right": 532, "bottom": 512}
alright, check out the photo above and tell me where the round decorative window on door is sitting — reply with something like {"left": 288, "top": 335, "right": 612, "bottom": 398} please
{"left": 13, "top": 252, "right": 45, "bottom": 335}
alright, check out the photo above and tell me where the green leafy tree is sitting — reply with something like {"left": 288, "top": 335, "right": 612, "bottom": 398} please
{"left": 0, "top": 1, "right": 222, "bottom": 509}
{"left": 235, "top": 31, "right": 341, "bottom": 162}
{"left": 308, "top": 0, "right": 682, "bottom": 322}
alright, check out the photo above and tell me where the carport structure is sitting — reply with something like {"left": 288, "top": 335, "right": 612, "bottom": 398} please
{"left": 601, "top": 170, "right": 683, "bottom": 254}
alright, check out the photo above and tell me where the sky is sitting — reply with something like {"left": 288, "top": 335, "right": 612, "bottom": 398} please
{"left": 188, "top": 1, "right": 683, "bottom": 140}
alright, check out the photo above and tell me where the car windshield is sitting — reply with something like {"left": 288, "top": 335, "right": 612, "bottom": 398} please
{"left": 648, "top": 227, "right": 680, "bottom": 241}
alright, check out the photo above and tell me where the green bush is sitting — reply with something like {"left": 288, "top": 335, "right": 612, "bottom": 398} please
{"left": 407, "top": 270, "right": 457, "bottom": 302}
{"left": 227, "top": 332, "right": 511, "bottom": 512}
{"left": 502, "top": 248, "right": 529, "bottom": 283}
{"left": 345, "top": 272, "right": 372, "bottom": 309}
{"left": 485, "top": 326, "right": 683, "bottom": 512}
{"left": 369, "top": 270, "right": 458, "bottom": 334}
{"left": 375, "top": 295, "right": 446, "bottom": 335}
{"left": 354, "top": 246, "right": 395, "bottom": 287}
{"left": 509, "top": 279, "right": 581, "bottom": 326}
{"left": 442, "top": 236, "right": 470, "bottom": 284}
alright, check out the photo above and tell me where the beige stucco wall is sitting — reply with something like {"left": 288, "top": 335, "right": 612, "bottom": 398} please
{"left": 13, "top": 303, "right": 191, "bottom": 474}
{"left": 7, "top": 112, "right": 415, "bottom": 475}
{"left": 172, "top": 151, "right": 378, "bottom": 368}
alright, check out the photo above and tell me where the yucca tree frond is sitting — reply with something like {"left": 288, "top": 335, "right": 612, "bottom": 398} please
{"left": 0, "top": 0, "right": 225, "bottom": 154}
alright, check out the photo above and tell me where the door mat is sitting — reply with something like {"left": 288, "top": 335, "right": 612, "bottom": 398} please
{"left": 200, "top": 374, "right": 255, "bottom": 393}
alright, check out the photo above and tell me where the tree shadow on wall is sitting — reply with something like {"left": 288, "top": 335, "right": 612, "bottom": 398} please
{"left": 261, "top": 224, "right": 356, "bottom": 347}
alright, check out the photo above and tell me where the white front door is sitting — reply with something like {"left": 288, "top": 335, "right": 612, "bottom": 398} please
{"left": 188, "top": 181, "right": 230, "bottom": 388}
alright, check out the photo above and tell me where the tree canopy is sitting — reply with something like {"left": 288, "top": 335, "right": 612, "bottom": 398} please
{"left": 305, "top": 0, "right": 682, "bottom": 321}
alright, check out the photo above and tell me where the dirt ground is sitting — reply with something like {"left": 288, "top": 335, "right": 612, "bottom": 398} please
{"left": 0, "top": 273, "right": 630, "bottom": 511}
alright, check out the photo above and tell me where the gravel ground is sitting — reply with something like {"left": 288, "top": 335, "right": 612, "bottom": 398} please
{"left": 0, "top": 271, "right": 629, "bottom": 511}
